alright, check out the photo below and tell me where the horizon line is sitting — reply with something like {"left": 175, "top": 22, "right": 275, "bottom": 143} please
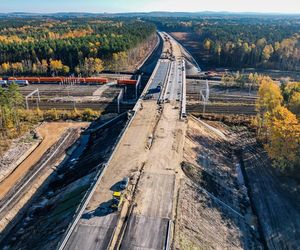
{"left": 1, "top": 11, "right": 300, "bottom": 15}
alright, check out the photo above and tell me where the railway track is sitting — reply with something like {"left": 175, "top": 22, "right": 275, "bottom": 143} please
{"left": 27, "top": 101, "right": 134, "bottom": 112}
{"left": 187, "top": 93, "right": 256, "bottom": 104}
{"left": 0, "top": 129, "right": 79, "bottom": 222}
{"left": 187, "top": 103, "right": 256, "bottom": 115}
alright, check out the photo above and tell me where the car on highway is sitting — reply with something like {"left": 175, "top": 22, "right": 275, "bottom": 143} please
{"left": 120, "top": 177, "right": 129, "bottom": 190}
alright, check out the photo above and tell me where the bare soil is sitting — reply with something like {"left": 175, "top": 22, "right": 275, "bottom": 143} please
{"left": 174, "top": 116, "right": 262, "bottom": 249}
{"left": 0, "top": 122, "right": 88, "bottom": 200}
{"left": 0, "top": 133, "right": 40, "bottom": 183}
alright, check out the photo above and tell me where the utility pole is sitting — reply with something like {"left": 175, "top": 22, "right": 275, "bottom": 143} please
{"left": 25, "top": 89, "right": 40, "bottom": 110}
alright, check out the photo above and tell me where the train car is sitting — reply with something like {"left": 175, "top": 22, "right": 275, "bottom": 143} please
{"left": 8, "top": 77, "right": 40, "bottom": 83}
{"left": 84, "top": 77, "right": 108, "bottom": 84}
{"left": 39, "top": 77, "right": 63, "bottom": 83}
{"left": 6, "top": 76, "right": 109, "bottom": 85}
{"left": 0, "top": 80, "right": 7, "bottom": 87}
{"left": 7, "top": 80, "right": 29, "bottom": 86}
{"left": 117, "top": 79, "right": 137, "bottom": 85}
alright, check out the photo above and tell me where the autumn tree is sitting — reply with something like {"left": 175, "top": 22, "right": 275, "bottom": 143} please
{"left": 265, "top": 106, "right": 300, "bottom": 170}
{"left": 50, "top": 60, "right": 63, "bottom": 76}
{"left": 0, "top": 83, "right": 24, "bottom": 135}
{"left": 203, "top": 39, "right": 212, "bottom": 51}
{"left": 288, "top": 91, "right": 300, "bottom": 117}
{"left": 111, "top": 52, "right": 128, "bottom": 72}
{"left": 221, "top": 73, "right": 234, "bottom": 88}
{"left": 262, "top": 44, "right": 274, "bottom": 62}
{"left": 76, "top": 58, "right": 104, "bottom": 76}
{"left": 256, "top": 78, "right": 283, "bottom": 140}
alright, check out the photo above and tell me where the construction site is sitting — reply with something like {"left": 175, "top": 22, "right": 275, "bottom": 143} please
{"left": 0, "top": 31, "right": 299, "bottom": 250}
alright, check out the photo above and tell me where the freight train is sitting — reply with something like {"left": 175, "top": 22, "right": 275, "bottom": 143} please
{"left": 6, "top": 77, "right": 108, "bottom": 84}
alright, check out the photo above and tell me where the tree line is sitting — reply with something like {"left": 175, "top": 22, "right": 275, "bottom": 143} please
{"left": 148, "top": 16, "right": 300, "bottom": 71}
{"left": 0, "top": 18, "right": 156, "bottom": 76}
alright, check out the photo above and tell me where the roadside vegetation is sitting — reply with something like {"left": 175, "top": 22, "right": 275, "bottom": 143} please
{"left": 0, "top": 17, "right": 156, "bottom": 75}
{"left": 0, "top": 84, "right": 100, "bottom": 155}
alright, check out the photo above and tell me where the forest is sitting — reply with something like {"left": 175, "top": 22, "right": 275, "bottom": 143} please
{"left": 0, "top": 17, "right": 156, "bottom": 76}
{"left": 147, "top": 15, "right": 300, "bottom": 71}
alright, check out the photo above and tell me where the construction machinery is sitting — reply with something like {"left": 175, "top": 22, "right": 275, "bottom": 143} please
{"left": 111, "top": 191, "right": 124, "bottom": 211}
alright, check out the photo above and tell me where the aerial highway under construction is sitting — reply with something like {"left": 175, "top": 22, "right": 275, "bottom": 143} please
{"left": 59, "top": 32, "right": 197, "bottom": 250}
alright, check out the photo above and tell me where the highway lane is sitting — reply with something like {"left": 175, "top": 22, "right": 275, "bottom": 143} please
{"left": 119, "top": 36, "right": 187, "bottom": 249}
{"left": 62, "top": 58, "right": 172, "bottom": 250}
{"left": 145, "top": 60, "right": 171, "bottom": 100}
{"left": 61, "top": 32, "right": 191, "bottom": 250}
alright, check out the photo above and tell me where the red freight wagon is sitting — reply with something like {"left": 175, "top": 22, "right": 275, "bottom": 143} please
{"left": 117, "top": 79, "right": 137, "bottom": 85}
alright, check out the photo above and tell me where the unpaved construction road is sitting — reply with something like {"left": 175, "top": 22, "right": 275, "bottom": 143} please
{"left": 0, "top": 122, "right": 88, "bottom": 234}
{"left": 0, "top": 122, "right": 88, "bottom": 200}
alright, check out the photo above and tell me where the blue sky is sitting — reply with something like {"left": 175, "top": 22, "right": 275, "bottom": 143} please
{"left": 1, "top": 0, "right": 300, "bottom": 13}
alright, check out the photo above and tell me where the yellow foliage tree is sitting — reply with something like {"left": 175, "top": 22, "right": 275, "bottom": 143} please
{"left": 289, "top": 92, "right": 300, "bottom": 117}
{"left": 50, "top": 59, "right": 63, "bottom": 75}
{"left": 256, "top": 78, "right": 283, "bottom": 140}
{"left": 1, "top": 62, "right": 10, "bottom": 73}
{"left": 203, "top": 39, "right": 212, "bottom": 51}
{"left": 256, "top": 79, "right": 283, "bottom": 114}
{"left": 265, "top": 106, "right": 300, "bottom": 170}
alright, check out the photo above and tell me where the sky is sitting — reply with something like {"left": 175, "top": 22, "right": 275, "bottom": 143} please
{"left": 1, "top": 0, "right": 300, "bottom": 14}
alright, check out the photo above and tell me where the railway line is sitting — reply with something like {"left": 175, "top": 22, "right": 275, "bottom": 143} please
{"left": 27, "top": 100, "right": 134, "bottom": 113}
{"left": 0, "top": 129, "right": 78, "bottom": 216}
{"left": 187, "top": 103, "right": 256, "bottom": 115}
{"left": 187, "top": 93, "right": 257, "bottom": 104}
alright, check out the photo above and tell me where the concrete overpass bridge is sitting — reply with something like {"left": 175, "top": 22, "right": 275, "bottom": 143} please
{"left": 59, "top": 32, "right": 193, "bottom": 250}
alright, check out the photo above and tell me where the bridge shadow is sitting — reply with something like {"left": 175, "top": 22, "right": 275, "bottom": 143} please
{"left": 0, "top": 113, "right": 129, "bottom": 249}
{"left": 82, "top": 200, "right": 115, "bottom": 218}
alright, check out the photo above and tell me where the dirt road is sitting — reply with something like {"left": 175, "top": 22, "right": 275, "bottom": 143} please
{"left": 0, "top": 122, "right": 88, "bottom": 199}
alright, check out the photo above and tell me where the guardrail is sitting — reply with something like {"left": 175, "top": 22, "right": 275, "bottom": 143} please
{"left": 57, "top": 113, "right": 132, "bottom": 250}
{"left": 181, "top": 59, "right": 187, "bottom": 120}
{"left": 58, "top": 54, "right": 165, "bottom": 250}
{"left": 164, "top": 219, "right": 172, "bottom": 250}
{"left": 136, "top": 32, "right": 161, "bottom": 71}
{"left": 158, "top": 60, "right": 172, "bottom": 104}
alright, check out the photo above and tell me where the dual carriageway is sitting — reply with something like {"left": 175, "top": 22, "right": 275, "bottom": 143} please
{"left": 60, "top": 32, "right": 190, "bottom": 250}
